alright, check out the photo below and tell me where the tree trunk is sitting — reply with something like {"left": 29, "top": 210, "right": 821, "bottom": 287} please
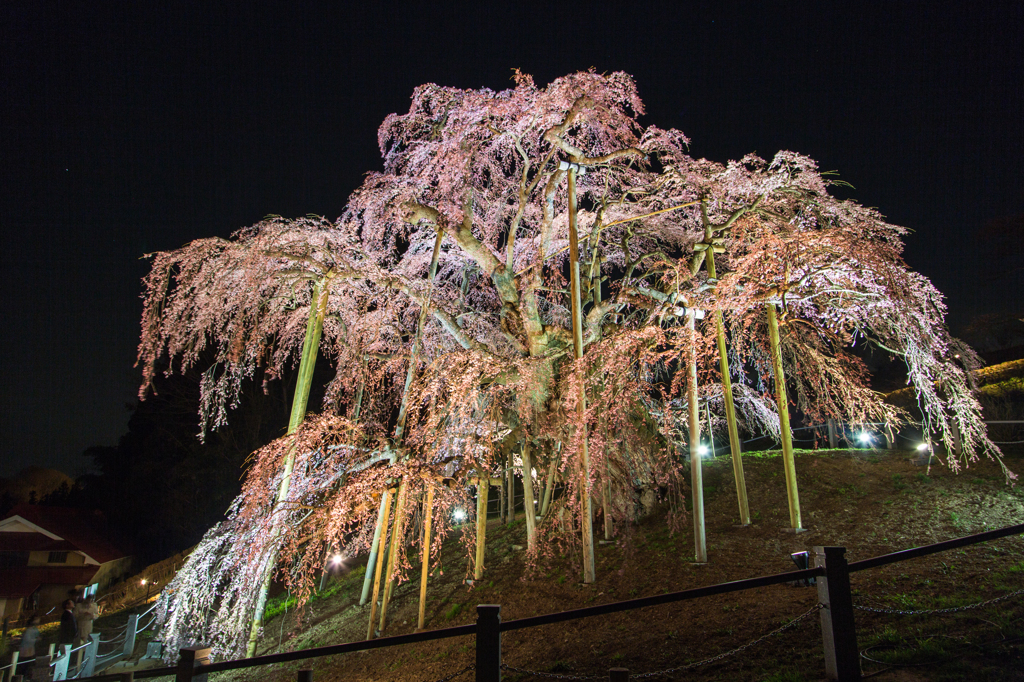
{"left": 766, "top": 302, "right": 803, "bottom": 530}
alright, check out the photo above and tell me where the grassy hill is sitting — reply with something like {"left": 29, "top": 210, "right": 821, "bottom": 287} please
{"left": 210, "top": 447, "right": 1024, "bottom": 682}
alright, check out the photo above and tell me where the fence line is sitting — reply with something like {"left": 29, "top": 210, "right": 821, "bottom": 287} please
{"left": 31, "top": 521, "right": 1017, "bottom": 682}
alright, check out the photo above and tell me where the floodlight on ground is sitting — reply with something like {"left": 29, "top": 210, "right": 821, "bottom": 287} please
{"left": 857, "top": 432, "right": 872, "bottom": 445}
{"left": 916, "top": 442, "right": 930, "bottom": 452}
{"left": 698, "top": 445, "right": 710, "bottom": 456}
{"left": 453, "top": 509, "right": 467, "bottom": 522}
{"left": 331, "top": 554, "right": 343, "bottom": 565}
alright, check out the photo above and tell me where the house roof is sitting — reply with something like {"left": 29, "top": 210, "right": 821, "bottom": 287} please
{"left": 0, "top": 505, "right": 130, "bottom": 565}
{"left": 0, "top": 534, "right": 78, "bottom": 553}
{"left": 0, "top": 566, "right": 99, "bottom": 599}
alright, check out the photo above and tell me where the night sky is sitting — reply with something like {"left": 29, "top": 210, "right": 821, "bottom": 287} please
{"left": 2, "top": 2, "right": 1021, "bottom": 477}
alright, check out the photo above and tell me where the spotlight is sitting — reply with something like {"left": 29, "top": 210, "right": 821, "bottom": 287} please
{"left": 140, "top": 579, "right": 147, "bottom": 586}
{"left": 697, "top": 445, "right": 710, "bottom": 456}
{"left": 453, "top": 509, "right": 466, "bottom": 522}
{"left": 857, "top": 432, "right": 872, "bottom": 445}
{"left": 331, "top": 554, "right": 343, "bottom": 565}
{"left": 916, "top": 442, "right": 930, "bottom": 452}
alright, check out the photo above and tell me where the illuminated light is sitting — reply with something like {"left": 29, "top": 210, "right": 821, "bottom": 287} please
{"left": 140, "top": 579, "right": 147, "bottom": 586}
{"left": 331, "top": 554, "right": 343, "bottom": 565}
{"left": 916, "top": 443, "right": 929, "bottom": 452}
{"left": 697, "top": 445, "right": 710, "bottom": 456}
{"left": 453, "top": 509, "right": 466, "bottom": 522}
{"left": 857, "top": 432, "right": 872, "bottom": 444}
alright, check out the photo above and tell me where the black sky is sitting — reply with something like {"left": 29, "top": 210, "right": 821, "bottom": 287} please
{"left": 1, "top": 1, "right": 1021, "bottom": 477}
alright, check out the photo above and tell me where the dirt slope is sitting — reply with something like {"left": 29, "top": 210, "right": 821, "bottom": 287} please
{"left": 216, "top": 448, "right": 1024, "bottom": 682}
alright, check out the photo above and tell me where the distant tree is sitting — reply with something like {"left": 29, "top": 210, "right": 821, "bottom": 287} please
{"left": 147, "top": 71, "right": 1005, "bottom": 660}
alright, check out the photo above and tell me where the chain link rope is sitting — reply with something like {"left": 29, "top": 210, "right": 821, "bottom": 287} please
{"left": 854, "top": 587, "right": 1024, "bottom": 616}
{"left": 430, "top": 664, "right": 474, "bottom": 682}
{"left": 500, "top": 604, "right": 823, "bottom": 680}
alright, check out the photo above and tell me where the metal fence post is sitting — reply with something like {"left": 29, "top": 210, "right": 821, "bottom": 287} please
{"left": 609, "top": 668, "right": 629, "bottom": 681}
{"left": 475, "top": 605, "right": 501, "bottom": 682}
{"left": 82, "top": 634, "right": 99, "bottom": 678}
{"left": 175, "top": 646, "right": 211, "bottom": 682}
{"left": 814, "top": 546, "right": 860, "bottom": 681}
{"left": 122, "top": 615, "right": 139, "bottom": 659}
{"left": 52, "top": 645, "right": 70, "bottom": 681}
{"left": 5, "top": 651, "right": 18, "bottom": 682}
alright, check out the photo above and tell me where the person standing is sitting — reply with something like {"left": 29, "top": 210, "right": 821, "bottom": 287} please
{"left": 58, "top": 599, "right": 78, "bottom": 648}
{"left": 75, "top": 597, "right": 99, "bottom": 645}
{"left": 17, "top": 616, "right": 41, "bottom": 676}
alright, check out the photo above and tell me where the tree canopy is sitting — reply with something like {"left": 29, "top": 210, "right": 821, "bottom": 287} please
{"left": 145, "top": 71, "right": 1005, "bottom": 659}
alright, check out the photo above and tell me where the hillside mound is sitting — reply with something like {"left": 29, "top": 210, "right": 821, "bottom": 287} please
{"left": 215, "top": 448, "right": 1023, "bottom": 682}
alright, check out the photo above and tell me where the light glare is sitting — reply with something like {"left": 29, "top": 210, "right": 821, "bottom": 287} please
{"left": 453, "top": 509, "right": 466, "bottom": 522}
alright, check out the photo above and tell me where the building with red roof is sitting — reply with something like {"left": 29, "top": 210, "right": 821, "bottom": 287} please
{"left": 0, "top": 506, "right": 134, "bottom": 620}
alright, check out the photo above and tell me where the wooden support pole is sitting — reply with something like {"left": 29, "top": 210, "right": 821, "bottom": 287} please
{"left": 247, "top": 275, "right": 331, "bottom": 658}
{"left": 766, "top": 302, "right": 803, "bottom": 530}
{"left": 474, "top": 472, "right": 489, "bottom": 580}
{"left": 603, "top": 476, "right": 613, "bottom": 540}
{"left": 499, "top": 469, "right": 506, "bottom": 524}
{"left": 506, "top": 450, "right": 515, "bottom": 524}
{"left": 827, "top": 419, "right": 839, "bottom": 449}
{"left": 713, "top": 308, "right": 749, "bottom": 525}
{"left": 703, "top": 228, "right": 750, "bottom": 526}
{"left": 366, "top": 488, "right": 393, "bottom": 640}
{"left": 520, "top": 443, "right": 537, "bottom": 551}
{"left": 540, "top": 457, "right": 556, "bottom": 518}
{"left": 417, "top": 484, "right": 434, "bottom": 631}
{"left": 378, "top": 481, "right": 408, "bottom": 634}
{"left": 360, "top": 492, "right": 389, "bottom": 606}
{"left": 567, "top": 165, "right": 596, "bottom": 584}
{"left": 688, "top": 312, "right": 707, "bottom": 563}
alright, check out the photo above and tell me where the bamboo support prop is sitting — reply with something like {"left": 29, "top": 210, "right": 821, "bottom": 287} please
{"left": 540, "top": 453, "right": 557, "bottom": 518}
{"left": 378, "top": 481, "right": 408, "bottom": 634}
{"left": 766, "top": 302, "right": 803, "bottom": 531}
{"left": 366, "top": 488, "right": 394, "bottom": 640}
{"left": 704, "top": 246, "right": 750, "bottom": 526}
{"left": 506, "top": 450, "right": 515, "bottom": 524}
{"left": 520, "top": 442, "right": 537, "bottom": 551}
{"left": 688, "top": 312, "right": 707, "bottom": 563}
{"left": 417, "top": 484, "right": 434, "bottom": 630}
{"left": 359, "top": 492, "right": 389, "bottom": 606}
{"left": 567, "top": 165, "right": 596, "bottom": 584}
{"left": 593, "top": 258, "right": 613, "bottom": 541}
{"left": 474, "top": 472, "right": 489, "bottom": 581}
{"left": 247, "top": 275, "right": 332, "bottom": 658}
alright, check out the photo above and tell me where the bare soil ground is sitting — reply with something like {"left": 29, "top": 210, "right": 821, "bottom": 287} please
{"left": 217, "top": 447, "right": 1024, "bottom": 682}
